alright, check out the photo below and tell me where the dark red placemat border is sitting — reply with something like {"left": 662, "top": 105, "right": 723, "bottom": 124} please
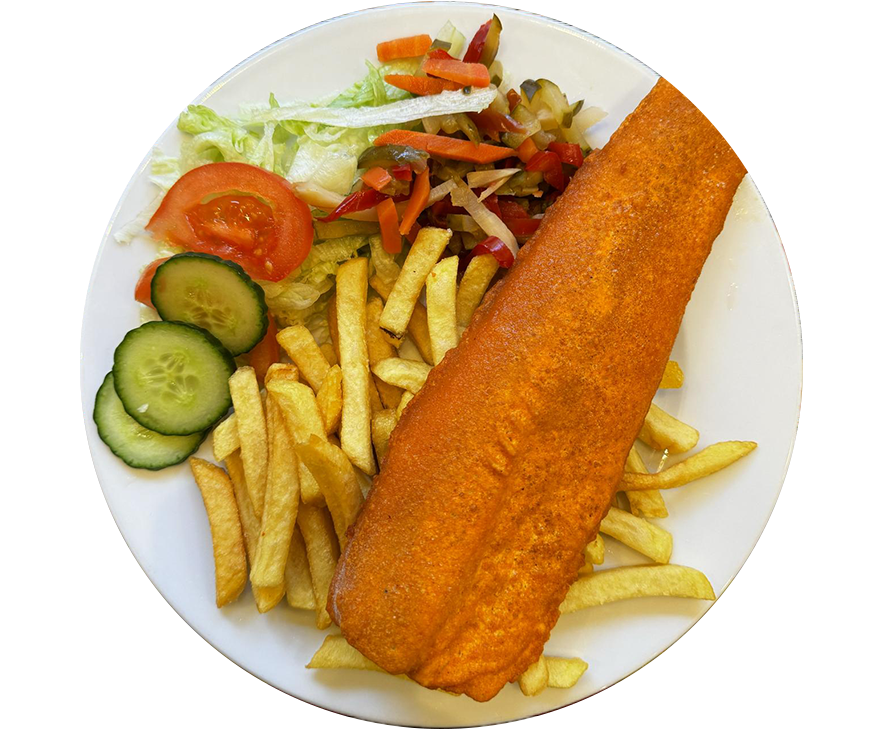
{"left": 79, "top": 684, "right": 804, "bottom": 717}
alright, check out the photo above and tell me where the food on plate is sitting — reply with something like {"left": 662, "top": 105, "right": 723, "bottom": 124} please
{"left": 205, "top": 644, "right": 245, "bottom": 684}
{"left": 250, "top": 397, "right": 300, "bottom": 588}
{"left": 335, "top": 257, "right": 376, "bottom": 475}
{"left": 639, "top": 402, "right": 700, "bottom": 454}
{"left": 425, "top": 256, "right": 460, "bottom": 363}
{"left": 112, "top": 321, "right": 234, "bottom": 435}
{"left": 150, "top": 253, "right": 269, "bottom": 355}
{"left": 189, "top": 458, "right": 248, "bottom": 607}
{"left": 370, "top": 275, "right": 434, "bottom": 363}
{"left": 378, "top": 227, "right": 451, "bottom": 342}
{"left": 621, "top": 441, "right": 758, "bottom": 490}
{"left": 316, "top": 365, "right": 344, "bottom": 434}
{"left": 560, "top": 565, "right": 716, "bottom": 612}
{"left": 328, "top": 77, "right": 747, "bottom": 701}
{"left": 365, "top": 297, "right": 404, "bottom": 408}
{"left": 709, "top": 578, "right": 758, "bottom": 611}
{"left": 277, "top": 325, "right": 331, "bottom": 391}
{"left": 623, "top": 661, "right": 673, "bottom": 684}
{"left": 599, "top": 507, "right": 672, "bottom": 564}
{"left": 93, "top": 373, "right": 206, "bottom": 470}
{"left": 297, "top": 503, "right": 340, "bottom": 630}
{"left": 456, "top": 255, "right": 499, "bottom": 329}
{"left": 624, "top": 445, "right": 668, "bottom": 519}
{"left": 545, "top": 657, "right": 590, "bottom": 690}
{"left": 517, "top": 656, "right": 549, "bottom": 697}
{"left": 295, "top": 435, "right": 364, "bottom": 549}
{"left": 228, "top": 367, "right": 269, "bottom": 517}
{"left": 372, "top": 357, "right": 433, "bottom": 393}
{"left": 92, "top": 512, "right": 165, "bottom": 608}
{"left": 585, "top": 534, "right": 605, "bottom": 565}
{"left": 94, "top": 649, "right": 127, "bottom": 684}
{"left": 659, "top": 360, "right": 684, "bottom": 389}
{"left": 371, "top": 409, "right": 397, "bottom": 465}
{"left": 286, "top": 527, "right": 317, "bottom": 610}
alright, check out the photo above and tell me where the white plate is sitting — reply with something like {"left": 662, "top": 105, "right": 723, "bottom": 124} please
{"left": 80, "top": 3, "right": 802, "bottom": 726}
{"left": 80, "top": 440, "right": 803, "bottom": 730}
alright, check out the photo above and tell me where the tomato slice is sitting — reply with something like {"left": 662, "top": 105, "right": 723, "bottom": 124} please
{"left": 146, "top": 162, "right": 313, "bottom": 282}
{"left": 134, "top": 257, "right": 169, "bottom": 308}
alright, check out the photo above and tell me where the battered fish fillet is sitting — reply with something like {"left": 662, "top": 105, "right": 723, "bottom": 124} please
{"left": 328, "top": 78, "right": 746, "bottom": 701}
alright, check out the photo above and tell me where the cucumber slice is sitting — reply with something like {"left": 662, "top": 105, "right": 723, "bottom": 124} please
{"left": 94, "top": 373, "right": 205, "bottom": 470}
{"left": 92, "top": 512, "right": 165, "bottom": 608}
{"left": 113, "top": 321, "right": 235, "bottom": 435}
{"left": 152, "top": 253, "right": 268, "bottom": 356}
{"left": 94, "top": 649, "right": 127, "bottom": 684}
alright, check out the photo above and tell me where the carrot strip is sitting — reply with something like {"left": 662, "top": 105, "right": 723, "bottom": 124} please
{"left": 376, "top": 34, "right": 432, "bottom": 63}
{"left": 373, "top": 130, "right": 517, "bottom": 164}
{"left": 377, "top": 198, "right": 402, "bottom": 254}
{"left": 516, "top": 138, "right": 539, "bottom": 163}
{"left": 361, "top": 167, "right": 393, "bottom": 192}
{"left": 423, "top": 58, "right": 491, "bottom": 88}
{"left": 385, "top": 74, "right": 463, "bottom": 96}
{"left": 399, "top": 169, "right": 431, "bottom": 236}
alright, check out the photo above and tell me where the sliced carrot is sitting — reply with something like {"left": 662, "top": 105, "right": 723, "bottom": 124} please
{"left": 373, "top": 130, "right": 517, "bottom": 164}
{"left": 377, "top": 34, "right": 432, "bottom": 62}
{"left": 516, "top": 137, "right": 539, "bottom": 163}
{"left": 399, "top": 169, "right": 431, "bottom": 236}
{"left": 361, "top": 166, "right": 393, "bottom": 192}
{"left": 248, "top": 315, "right": 279, "bottom": 386}
{"left": 384, "top": 74, "right": 462, "bottom": 96}
{"left": 423, "top": 58, "right": 491, "bottom": 88}
{"left": 376, "top": 198, "right": 402, "bottom": 254}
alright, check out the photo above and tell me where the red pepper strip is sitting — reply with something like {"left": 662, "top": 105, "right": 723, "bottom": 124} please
{"left": 467, "top": 235, "right": 515, "bottom": 268}
{"left": 377, "top": 198, "right": 402, "bottom": 254}
{"left": 423, "top": 57, "right": 491, "bottom": 88}
{"left": 427, "top": 48, "right": 455, "bottom": 60}
{"left": 361, "top": 166, "right": 394, "bottom": 192}
{"left": 430, "top": 198, "right": 467, "bottom": 225}
{"left": 507, "top": 89, "right": 522, "bottom": 110}
{"left": 323, "top": 188, "right": 388, "bottom": 222}
{"left": 507, "top": 218, "right": 542, "bottom": 237}
{"left": 526, "top": 150, "right": 566, "bottom": 190}
{"left": 404, "top": 220, "right": 422, "bottom": 245}
{"left": 468, "top": 109, "right": 526, "bottom": 134}
{"left": 548, "top": 142, "right": 585, "bottom": 167}
{"left": 482, "top": 194, "right": 503, "bottom": 218}
{"left": 498, "top": 198, "right": 530, "bottom": 220}
{"left": 391, "top": 165, "right": 413, "bottom": 181}
{"left": 463, "top": 19, "right": 492, "bottom": 63}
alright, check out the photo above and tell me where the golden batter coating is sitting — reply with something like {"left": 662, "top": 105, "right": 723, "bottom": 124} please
{"left": 328, "top": 78, "right": 747, "bottom": 701}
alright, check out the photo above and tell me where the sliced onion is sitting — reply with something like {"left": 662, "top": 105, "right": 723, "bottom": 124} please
{"left": 450, "top": 177, "right": 518, "bottom": 255}
{"left": 466, "top": 168, "right": 518, "bottom": 188}
{"left": 426, "top": 179, "right": 456, "bottom": 206}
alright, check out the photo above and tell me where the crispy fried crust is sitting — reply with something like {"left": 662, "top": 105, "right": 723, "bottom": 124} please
{"left": 328, "top": 78, "right": 746, "bottom": 701}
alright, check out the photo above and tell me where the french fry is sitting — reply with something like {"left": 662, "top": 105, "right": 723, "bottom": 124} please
{"left": 277, "top": 325, "right": 331, "bottom": 391}
{"left": 425, "top": 256, "right": 459, "bottom": 363}
{"left": 370, "top": 274, "right": 434, "bottom": 364}
{"left": 560, "top": 565, "right": 716, "bottom": 612}
{"left": 366, "top": 297, "right": 403, "bottom": 409}
{"left": 189, "top": 458, "right": 247, "bottom": 608}
{"left": 709, "top": 578, "right": 758, "bottom": 611}
{"left": 373, "top": 358, "right": 432, "bottom": 393}
{"left": 368, "top": 233, "right": 401, "bottom": 286}
{"left": 212, "top": 414, "right": 240, "bottom": 462}
{"left": 316, "top": 364, "right": 343, "bottom": 434}
{"left": 456, "top": 254, "right": 499, "bottom": 329}
{"left": 307, "top": 634, "right": 383, "bottom": 672}
{"left": 396, "top": 391, "right": 415, "bottom": 419}
{"left": 205, "top": 644, "right": 245, "bottom": 684}
{"left": 578, "top": 561, "right": 594, "bottom": 576}
{"left": 297, "top": 503, "right": 340, "bottom": 629}
{"left": 546, "top": 657, "right": 589, "bottom": 688}
{"left": 336, "top": 257, "right": 377, "bottom": 476}
{"left": 371, "top": 409, "right": 397, "bottom": 466}
{"left": 639, "top": 403, "right": 700, "bottom": 454}
{"left": 264, "top": 362, "right": 299, "bottom": 385}
{"left": 251, "top": 397, "right": 300, "bottom": 588}
{"left": 368, "top": 374, "right": 385, "bottom": 414}
{"left": 600, "top": 506, "right": 672, "bottom": 564}
{"left": 659, "top": 360, "right": 684, "bottom": 389}
{"left": 295, "top": 435, "right": 364, "bottom": 550}
{"left": 625, "top": 445, "right": 668, "bottom": 519}
{"left": 226, "top": 451, "right": 285, "bottom": 611}
{"left": 266, "top": 378, "right": 327, "bottom": 506}
{"left": 518, "top": 656, "right": 549, "bottom": 696}
{"left": 328, "top": 294, "right": 340, "bottom": 364}
{"left": 584, "top": 534, "right": 605, "bottom": 565}
{"left": 228, "top": 367, "right": 268, "bottom": 518}
{"left": 320, "top": 342, "right": 338, "bottom": 367}
{"left": 623, "top": 662, "right": 672, "bottom": 684}
{"left": 285, "top": 526, "right": 316, "bottom": 611}
{"left": 378, "top": 227, "right": 451, "bottom": 342}
{"left": 621, "top": 441, "right": 757, "bottom": 491}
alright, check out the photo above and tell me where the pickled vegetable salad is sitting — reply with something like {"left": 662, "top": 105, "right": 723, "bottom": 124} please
{"left": 122, "top": 16, "right": 603, "bottom": 336}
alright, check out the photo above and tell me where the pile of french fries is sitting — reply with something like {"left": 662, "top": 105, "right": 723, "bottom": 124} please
{"left": 189, "top": 227, "right": 757, "bottom": 698}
